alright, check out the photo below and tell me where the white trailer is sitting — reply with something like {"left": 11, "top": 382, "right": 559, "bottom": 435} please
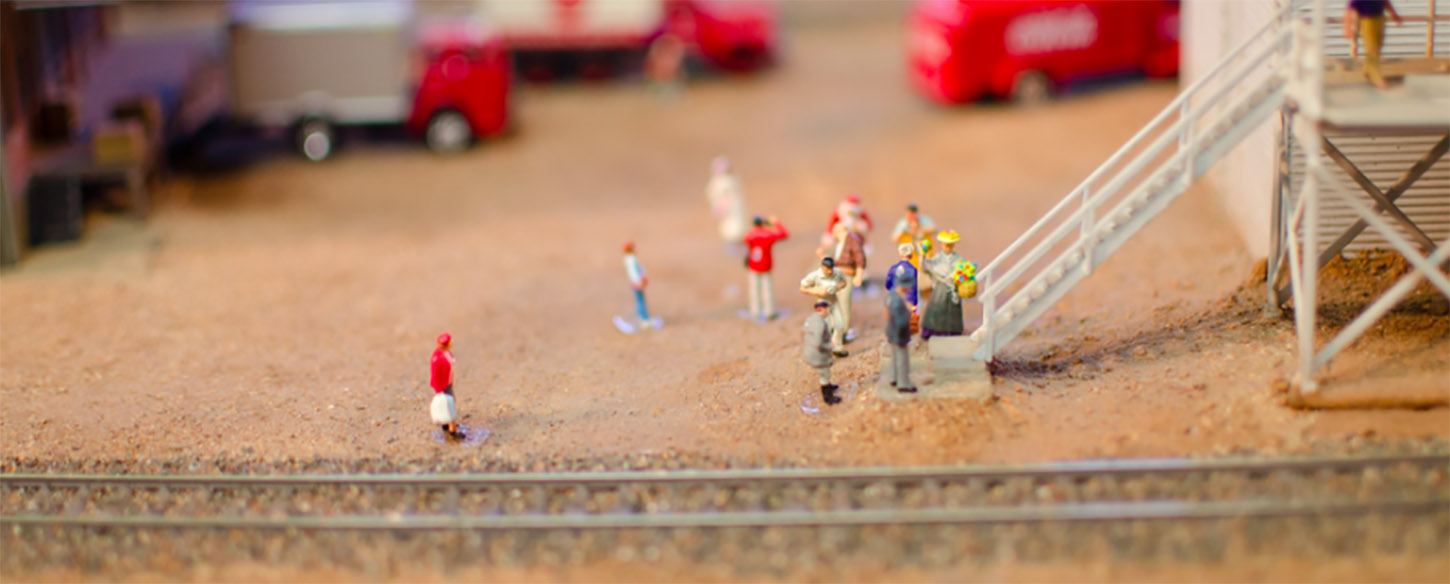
{"left": 475, "top": 0, "right": 666, "bottom": 49}
{"left": 226, "top": 1, "right": 414, "bottom": 159}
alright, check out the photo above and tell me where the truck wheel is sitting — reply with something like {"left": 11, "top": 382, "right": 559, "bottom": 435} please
{"left": 425, "top": 110, "right": 473, "bottom": 155}
{"left": 295, "top": 118, "right": 335, "bottom": 162}
{"left": 1011, "top": 70, "right": 1053, "bottom": 106}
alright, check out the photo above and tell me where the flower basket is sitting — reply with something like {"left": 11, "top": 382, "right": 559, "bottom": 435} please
{"left": 956, "top": 280, "right": 977, "bottom": 299}
{"left": 952, "top": 260, "right": 978, "bottom": 299}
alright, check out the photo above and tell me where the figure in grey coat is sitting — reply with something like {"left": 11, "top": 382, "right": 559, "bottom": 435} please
{"left": 802, "top": 300, "right": 841, "bottom": 404}
{"left": 886, "top": 272, "right": 917, "bottom": 393}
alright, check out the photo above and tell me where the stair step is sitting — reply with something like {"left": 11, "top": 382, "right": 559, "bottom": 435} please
{"left": 1046, "top": 265, "right": 1066, "bottom": 284}
{"left": 1029, "top": 282, "right": 1047, "bottom": 300}
{"left": 1011, "top": 297, "right": 1029, "bottom": 315}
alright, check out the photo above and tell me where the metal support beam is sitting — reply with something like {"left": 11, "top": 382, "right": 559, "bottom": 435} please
{"left": 1308, "top": 165, "right": 1450, "bottom": 372}
{"left": 1321, "top": 169, "right": 1450, "bottom": 296}
{"left": 1320, "top": 137, "right": 1437, "bottom": 252}
{"left": 1275, "top": 134, "right": 1450, "bottom": 303}
{"left": 1267, "top": 106, "right": 1294, "bottom": 311}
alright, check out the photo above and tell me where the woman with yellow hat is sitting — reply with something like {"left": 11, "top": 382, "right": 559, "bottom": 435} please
{"left": 920, "top": 230, "right": 965, "bottom": 339}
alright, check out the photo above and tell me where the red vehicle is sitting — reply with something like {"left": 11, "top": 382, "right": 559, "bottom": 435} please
{"left": 477, "top": 0, "right": 778, "bottom": 77}
{"left": 674, "top": 0, "right": 778, "bottom": 72}
{"left": 908, "top": 0, "right": 1179, "bottom": 105}
{"left": 228, "top": 1, "right": 511, "bottom": 161}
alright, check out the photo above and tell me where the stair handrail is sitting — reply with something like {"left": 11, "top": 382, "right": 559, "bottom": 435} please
{"left": 979, "top": 11, "right": 1287, "bottom": 294}
{"left": 973, "top": 2, "right": 1299, "bottom": 357}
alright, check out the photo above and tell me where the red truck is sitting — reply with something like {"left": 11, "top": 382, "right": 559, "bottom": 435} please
{"left": 474, "top": 0, "right": 778, "bottom": 78}
{"left": 228, "top": 0, "right": 511, "bottom": 161}
{"left": 908, "top": 0, "right": 1180, "bottom": 105}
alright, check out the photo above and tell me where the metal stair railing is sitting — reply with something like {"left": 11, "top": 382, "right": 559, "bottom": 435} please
{"left": 967, "top": 5, "right": 1297, "bottom": 362}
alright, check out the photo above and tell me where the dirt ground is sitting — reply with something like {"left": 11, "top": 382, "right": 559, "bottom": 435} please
{"left": 1, "top": 20, "right": 1446, "bottom": 471}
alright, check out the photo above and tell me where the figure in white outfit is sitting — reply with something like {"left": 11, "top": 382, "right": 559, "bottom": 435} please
{"left": 706, "top": 156, "right": 749, "bottom": 254}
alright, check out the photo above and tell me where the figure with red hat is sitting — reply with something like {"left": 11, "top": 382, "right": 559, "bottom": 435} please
{"left": 743, "top": 215, "right": 789, "bottom": 322}
{"left": 818, "top": 194, "right": 873, "bottom": 256}
{"left": 430, "top": 333, "right": 464, "bottom": 440}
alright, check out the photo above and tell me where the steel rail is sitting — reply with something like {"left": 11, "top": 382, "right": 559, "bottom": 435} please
{"left": 2, "top": 454, "right": 1443, "bottom": 488}
{"left": 2, "top": 499, "right": 1443, "bottom": 531}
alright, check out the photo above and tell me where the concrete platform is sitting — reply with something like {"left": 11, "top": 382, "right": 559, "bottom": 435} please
{"left": 1321, "top": 73, "right": 1450, "bottom": 130}
{"left": 875, "top": 335, "right": 992, "bottom": 403}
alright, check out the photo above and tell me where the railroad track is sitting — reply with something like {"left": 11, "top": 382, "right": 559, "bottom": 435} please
{"left": 3, "top": 454, "right": 1446, "bottom": 530}
{"left": 4, "top": 454, "right": 1446, "bottom": 577}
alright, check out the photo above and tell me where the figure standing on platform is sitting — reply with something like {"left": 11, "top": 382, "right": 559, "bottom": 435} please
{"left": 885, "top": 242, "right": 920, "bottom": 335}
{"left": 706, "top": 156, "right": 749, "bottom": 253}
{"left": 430, "top": 333, "right": 464, "bottom": 440}
{"left": 800, "top": 256, "right": 851, "bottom": 357}
{"left": 884, "top": 242, "right": 919, "bottom": 309}
{"left": 802, "top": 300, "right": 841, "bottom": 405}
{"left": 1345, "top": 0, "right": 1403, "bottom": 89}
{"left": 885, "top": 272, "right": 918, "bottom": 394}
{"left": 623, "top": 241, "right": 660, "bottom": 329}
{"left": 744, "top": 215, "right": 789, "bottom": 322}
{"left": 921, "top": 230, "right": 965, "bottom": 339}
{"left": 891, "top": 203, "right": 936, "bottom": 260}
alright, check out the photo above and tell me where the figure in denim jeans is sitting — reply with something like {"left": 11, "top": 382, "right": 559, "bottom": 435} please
{"left": 622, "top": 241, "right": 659, "bottom": 329}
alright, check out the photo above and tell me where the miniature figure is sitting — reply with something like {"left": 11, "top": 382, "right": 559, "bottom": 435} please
{"left": 800, "top": 256, "right": 851, "bottom": 357}
{"left": 819, "top": 195, "right": 873, "bottom": 255}
{"left": 707, "top": 156, "right": 749, "bottom": 253}
{"left": 1345, "top": 0, "right": 1403, "bottom": 89}
{"left": 921, "top": 230, "right": 965, "bottom": 339}
{"left": 647, "top": 31, "right": 687, "bottom": 100}
{"left": 884, "top": 242, "right": 919, "bottom": 308}
{"left": 622, "top": 241, "right": 661, "bottom": 329}
{"left": 829, "top": 221, "right": 866, "bottom": 341}
{"left": 917, "top": 236, "right": 936, "bottom": 305}
{"left": 885, "top": 242, "right": 920, "bottom": 334}
{"left": 430, "top": 333, "right": 464, "bottom": 440}
{"left": 885, "top": 272, "right": 917, "bottom": 393}
{"left": 744, "top": 215, "right": 789, "bottom": 322}
{"left": 802, "top": 300, "right": 841, "bottom": 404}
{"left": 892, "top": 203, "right": 936, "bottom": 267}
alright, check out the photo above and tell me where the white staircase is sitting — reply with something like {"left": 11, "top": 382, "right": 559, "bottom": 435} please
{"left": 964, "top": 9, "right": 1296, "bottom": 362}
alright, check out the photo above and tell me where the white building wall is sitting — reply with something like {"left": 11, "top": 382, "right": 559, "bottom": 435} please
{"left": 1183, "top": 0, "right": 1279, "bottom": 258}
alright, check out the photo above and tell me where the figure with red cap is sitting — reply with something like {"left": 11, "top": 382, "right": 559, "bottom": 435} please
{"left": 818, "top": 194, "right": 872, "bottom": 256}
{"left": 430, "top": 333, "right": 464, "bottom": 440}
{"left": 743, "top": 215, "right": 788, "bottom": 322}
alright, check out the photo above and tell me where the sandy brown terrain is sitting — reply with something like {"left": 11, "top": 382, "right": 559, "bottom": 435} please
{"left": 2, "top": 19, "right": 1445, "bottom": 472}
{"left": 3, "top": 16, "right": 1449, "bottom": 584}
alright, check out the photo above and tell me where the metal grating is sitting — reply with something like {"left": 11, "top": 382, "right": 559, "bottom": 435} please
{"left": 1289, "top": 130, "right": 1450, "bottom": 256}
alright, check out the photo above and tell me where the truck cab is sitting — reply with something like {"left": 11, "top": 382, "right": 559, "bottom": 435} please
{"left": 227, "top": 0, "right": 511, "bottom": 161}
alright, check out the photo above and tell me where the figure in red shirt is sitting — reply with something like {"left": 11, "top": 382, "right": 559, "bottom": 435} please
{"left": 744, "top": 215, "right": 789, "bottom": 322}
{"left": 431, "top": 333, "right": 455, "bottom": 395}
{"left": 819, "top": 194, "right": 872, "bottom": 256}
{"left": 429, "top": 333, "right": 463, "bottom": 440}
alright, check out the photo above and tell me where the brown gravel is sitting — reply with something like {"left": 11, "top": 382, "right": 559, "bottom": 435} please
{"left": 1, "top": 17, "right": 1443, "bottom": 470}
{"left": 1, "top": 17, "right": 1447, "bottom": 582}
